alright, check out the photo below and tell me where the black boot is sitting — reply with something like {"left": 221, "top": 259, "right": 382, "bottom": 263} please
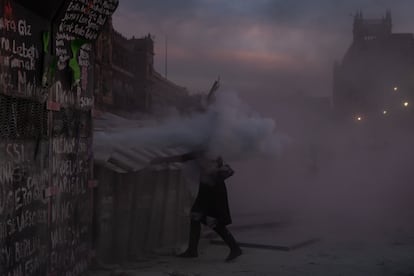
{"left": 214, "top": 225, "right": 242, "bottom": 262}
{"left": 178, "top": 220, "right": 201, "bottom": 258}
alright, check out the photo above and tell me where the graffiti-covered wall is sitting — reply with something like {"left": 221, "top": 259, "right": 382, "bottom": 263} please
{"left": 0, "top": 1, "right": 118, "bottom": 275}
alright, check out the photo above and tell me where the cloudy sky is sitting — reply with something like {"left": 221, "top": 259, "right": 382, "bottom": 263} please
{"left": 112, "top": 0, "right": 414, "bottom": 103}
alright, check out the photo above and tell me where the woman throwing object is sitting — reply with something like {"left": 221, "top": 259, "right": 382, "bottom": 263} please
{"left": 151, "top": 151, "right": 242, "bottom": 262}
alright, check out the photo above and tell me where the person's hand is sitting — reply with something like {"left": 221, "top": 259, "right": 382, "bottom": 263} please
{"left": 218, "top": 164, "right": 234, "bottom": 180}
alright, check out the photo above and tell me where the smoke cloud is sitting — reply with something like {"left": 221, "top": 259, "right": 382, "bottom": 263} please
{"left": 94, "top": 91, "right": 288, "bottom": 162}
{"left": 228, "top": 103, "right": 414, "bottom": 244}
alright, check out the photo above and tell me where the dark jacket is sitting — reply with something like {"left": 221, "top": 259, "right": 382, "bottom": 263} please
{"left": 185, "top": 154, "right": 234, "bottom": 226}
{"left": 157, "top": 152, "right": 234, "bottom": 226}
{"left": 191, "top": 177, "right": 232, "bottom": 226}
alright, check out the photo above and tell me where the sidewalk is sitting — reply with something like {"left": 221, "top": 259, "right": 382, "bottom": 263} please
{"left": 88, "top": 222, "right": 414, "bottom": 276}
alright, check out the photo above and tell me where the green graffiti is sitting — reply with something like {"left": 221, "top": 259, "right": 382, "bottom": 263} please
{"left": 43, "top": 31, "right": 50, "bottom": 53}
{"left": 69, "top": 39, "right": 88, "bottom": 86}
{"left": 42, "top": 31, "right": 56, "bottom": 88}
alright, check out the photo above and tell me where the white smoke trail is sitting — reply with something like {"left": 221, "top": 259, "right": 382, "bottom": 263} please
{"left": 94, "top": 90, "right": 288, "bottom": 162}
{"left": 206, "top": 91, "right": 287, "bottom": 160}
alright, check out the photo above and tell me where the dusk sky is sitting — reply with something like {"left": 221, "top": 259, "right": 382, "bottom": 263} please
{"left": 112, "top": 1, "right": 414, "bottom": 103}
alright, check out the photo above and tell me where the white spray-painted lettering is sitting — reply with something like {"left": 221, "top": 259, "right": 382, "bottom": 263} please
{"left": 52, "top": 159, "right": 85, "bottom": 176}
{"left": 51, "top": 226, "right": 81, "bottom": 249}
{"left": 0, "top": 39, "right": 38, "bottom": 61}
{"left": 17, "top": 20, "right": 31, "bottom": 36}
{"left": 0, "top": 18, "right": 32, "bottom": 36}
{"left": 1, "top": 208, "right": 47, "bottom": 242}
{"left": 0, "top": 17, "right": 41, "bottom": 99}
{"left": 0, "top": 162, "right": 13, "bottom": 184}
{"left": 52, "top": 137, "right": 88, "bottom": 154}
{"left": 1, "top": 246, "right": 13, "bottom": 267}
{"left": 14, "top": 237, "right": 40, "bottom": 263}
{"left": 79, "top": 96, "right": 93, "bottom": 108}
{"left": 0, "top": 17, "right": 17, "bottom": 32}
{"left": 51, "top": 201, "right": 72, "bottom": 223}
{"left": 53, "top": 81, "right": 76, "bottom": 105}
{"left": 15, "top": 210, "right": 37, "bottom": 232}
{"left": 6, "top": 144, "right": 25, "bottom": 162}
{"left": 10, "top": 57, "right": 35, "bottom": 71}
{"left": 57, "top": 53, "right": 70, "bottom": 70}
{"left": 24, "top": 256, "right": 42, "bottom": 275}
{"left": 54, "top": 175, "right": 87, "bottom": 196}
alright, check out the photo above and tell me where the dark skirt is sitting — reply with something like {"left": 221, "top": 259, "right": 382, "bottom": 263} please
{"left": 191, "top": 181, "right": 232, "bottom": 226}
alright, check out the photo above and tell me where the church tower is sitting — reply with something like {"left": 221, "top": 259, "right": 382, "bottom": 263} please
{"left": 353, "top": 10, "right": 392, "bottom": 42}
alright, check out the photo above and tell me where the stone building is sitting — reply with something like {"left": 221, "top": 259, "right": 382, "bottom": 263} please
{"left": 333, "top": 11, "right": 414, "bottom": 121}
{"left": 94, "top": 18, "right": 114, "bottom": 109}
{"left": 94, "top": 22, "right": 191, "bottom": 114}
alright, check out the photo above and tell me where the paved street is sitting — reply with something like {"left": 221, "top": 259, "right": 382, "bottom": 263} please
{"left": 88, "top": 220, "right": 414, "bottom": 276}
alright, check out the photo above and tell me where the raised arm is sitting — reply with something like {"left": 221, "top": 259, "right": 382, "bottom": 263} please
{"left": 216, "top": 163, "right": 234, "bottom": 180}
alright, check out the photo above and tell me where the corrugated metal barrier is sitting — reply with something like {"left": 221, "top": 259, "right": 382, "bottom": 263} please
{"left": 94, "top": 165, "right": 193, "bottom": 263}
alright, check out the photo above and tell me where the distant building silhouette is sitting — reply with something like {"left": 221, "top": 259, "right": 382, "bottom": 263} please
{"left": 111, "top": 31, "right": 155, "bottom": 111}
{"left": 94, "top": 21, "right": 192, "bottom": 114}
{"left": 333, "top": 11, "right": 414, "bottom": 121}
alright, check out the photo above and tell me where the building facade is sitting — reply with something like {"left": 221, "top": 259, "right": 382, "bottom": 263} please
{"left": 94, "top": 23, "right": 191, "bottom": 114}
{"left": 333, "top": 11, "right": 414, "bottom": 121}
